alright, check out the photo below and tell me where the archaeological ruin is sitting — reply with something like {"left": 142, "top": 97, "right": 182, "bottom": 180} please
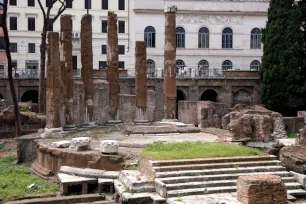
{"left": 1, "top": 4, "right": 306, "bottom": 204}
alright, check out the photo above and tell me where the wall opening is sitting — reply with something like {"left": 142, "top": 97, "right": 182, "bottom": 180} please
{"left": 21, "top": 90, "right": 38, "bottom": 103}
{"left": 233, "top": 89, "right": 251, "bottom": 106}
{"left": 176, "top": 90, "right": 186, "bottom": 119}
{"left": 0, "top": 93, "right": 3, "bottom": 99}
{"left": 201, "top": 89, "right": 217, "bottom": 102}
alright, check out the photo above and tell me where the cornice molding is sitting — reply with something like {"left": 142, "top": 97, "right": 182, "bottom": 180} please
{"left": 134, "top": 9, "right": 267, "bottom": 16}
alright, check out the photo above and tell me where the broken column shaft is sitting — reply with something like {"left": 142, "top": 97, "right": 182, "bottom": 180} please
{"left": 81, "top": 14, "right": 95, "bottom": 126}
{"left": 135, "top": 41, "right": 149, "bottom": 124}
{"left": 163, "top": 5, "right": 177, "bottom": 119}
{"left": 60, "top": 15, "right": 76, "bottom": 130}
{"left": 46, "top": 32, "right": 62, "bottom": 130}
{"left": 107, "top": 12, "right": 121, "bottom": 124}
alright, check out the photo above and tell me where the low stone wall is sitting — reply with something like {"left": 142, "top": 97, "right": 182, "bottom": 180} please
{"left": 93, "top": 69, "right": 127, "bottom": 78}
{"left": 223, "top": 70, "right": 259, "bottom": 78}
{"left": 178, "top": 101, "right": 197, "bottom": 125}
{"left": 33, "top": 143, "right": 124, "bottom": 177}
{"left": 93, "top": 80, "right": 109, "bottom": 126}
{"left": 283, "top": 117, "right": 304, "bottom": 134}
{"left": 297, "top": 111, "right": 306, "bottom": 124}
{"left": 119, "top": 94, "right": 136, "bottom": 123}
{"left": 16, "top": 133, "right": 41, "bottom": 163}
{"left": 237, "top": 175, "right": 287, "bottom": 204}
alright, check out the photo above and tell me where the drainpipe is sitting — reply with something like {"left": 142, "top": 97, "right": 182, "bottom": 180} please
{"left": 127, "top": 0, "right": 130, "bottom": 52}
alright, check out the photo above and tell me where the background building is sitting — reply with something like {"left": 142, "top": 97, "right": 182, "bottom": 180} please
{"left": 129, "top": 0, "right": 269, "bottom": 77}
{"left": 7, "top": 0, "right": 130, "bottom": 75}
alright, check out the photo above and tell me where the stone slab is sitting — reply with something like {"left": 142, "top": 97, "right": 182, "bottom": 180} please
{"left": 118, "top": 170, "right": 155, "bottom": 193}
{"left": 58, "top": 173, "right": 97, "bottom": 185}
{"left": 53, "top": 140, "right": 71, "bottom": 148}
{"left": 60, "top": 166, "right": 105, "bottom": 179}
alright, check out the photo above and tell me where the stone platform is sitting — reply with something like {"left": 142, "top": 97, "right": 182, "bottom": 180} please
{"left": 32, "top": 142, "right": 124, "bottom": 178}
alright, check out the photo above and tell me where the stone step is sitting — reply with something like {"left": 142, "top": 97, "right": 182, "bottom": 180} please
{"left": 153, "top": 160, "right": 281, "bottom": 172}
{"left": 167, "top": 186, "right": 237, "bottom": 198}
{"left": 165, "top": 179, "right": 300, "bottom": 191}
{"left": 166, "top": 179, "right": 299, "bottom": 190}
{"left": 150, "top": 155, "right": 277, "bottom": 167}
{"left": 167, "top": 183, "right": 304, "bottom": 198}
{"left": 159, "top": 171, "right": 291, "bottom": 184}
{"left": 287, "top": 189, "right": 306, "bottom": 197}
{"left": 155, "top": 165, "right": 286, "bottom": 178}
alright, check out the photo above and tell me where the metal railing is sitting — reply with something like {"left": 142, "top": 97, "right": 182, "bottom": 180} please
{"left": 146, "top": 67, "right": 225, "bottom": 78}
{"left": 0, "top": 70, "right": 40, "bottom": 79}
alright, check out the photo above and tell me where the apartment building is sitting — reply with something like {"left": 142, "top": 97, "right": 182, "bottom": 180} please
{"left": 7, "top": 0, "right": 131, "bottom": 74}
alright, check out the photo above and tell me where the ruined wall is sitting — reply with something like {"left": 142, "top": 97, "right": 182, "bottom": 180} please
{"left": 93, "top": 80, "right": 109, "bottom": 125}
{"left": 297, "top": 111, "right": 306, "bottom": 124}
{"left": 178, "top": 101, "right": 197, "bottom": 125}
{"left": 119, "top": 94, "right": 136, "bottom": 123}
{"left": 283, "top": 117, "right": 305, "bottom": 134}
{"left": 147, "top": 90, "right": 156, "bottom": 122}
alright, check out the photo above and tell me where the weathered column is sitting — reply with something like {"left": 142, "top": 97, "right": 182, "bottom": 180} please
{"left": 135, "top": 41, "right": 150, "bottom": 125}
{"left": 81, "top": 14, "right": 96, "bottom": 127}
{"left": 60, "top": 15, "right": 77, "bottom": 131}
{"left": 41, "top": 32, "right": 63, "bottom": 138}
{"left": 163, "top": 5, "right": 177, "bottom": 120}
{"left": 106, "top": 12, "right": 121, "bottom": 124}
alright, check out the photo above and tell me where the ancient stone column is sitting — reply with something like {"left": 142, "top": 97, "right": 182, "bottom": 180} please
{"left": 135, "top": 41, "right": 149, "bottom": 124}
{"left": 60, "top": 15, "right": 77, "bottom": 131}
{"left": 163, "top": 5, "right": 177, "bottom": 120}
{"left": 107, "top": 12, "right": 121, "bottom": 124}
{"left": 42, "top": 32, "right": 63, "bottom": 138}
{"left": 81, "top": 14, "right": 96, "bottom": 127}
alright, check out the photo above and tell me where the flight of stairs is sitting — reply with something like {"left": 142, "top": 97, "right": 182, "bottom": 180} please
{"left": 151, "top": 155, "right": 306, "bottom": 198}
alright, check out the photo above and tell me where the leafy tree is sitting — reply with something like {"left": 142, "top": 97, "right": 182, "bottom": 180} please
{"left": 0, "top": 0, "right": 22, "bottom": 162}
{"left": 260, "top": 0, "right": 306, "bottom": 112}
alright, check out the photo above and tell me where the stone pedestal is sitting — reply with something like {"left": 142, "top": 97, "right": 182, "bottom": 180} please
{"left": 163, "top": 5, "right": 177, "bottom": 119}
{"left": 60, "top": 15, "right": 77, "bottom": 131}
{"left": 70, "top": 137, "right": 91, "bottom": 151}
{"left": 237, "top": 175, "right": 287, "bottom": 204}
{"left": 81, "top": 14, "right": 96, "bottom": 127}
{"left": 100, "top": 140, "right": 119, "bottom": 154}
{"left": 106, "top": 12, "right": 121, "bottom": 125}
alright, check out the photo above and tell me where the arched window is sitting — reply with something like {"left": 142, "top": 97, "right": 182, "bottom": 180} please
{"left": 222, "top": 27, "right": 233, "bottom": 49}
{"left": 198, "top": 60, "right": 209, "bottom": 76}
{"left": 250, "top": 28, "right": 261, "bottom": 49}
{"left": 250, "top": 60, "right": 260, "bottom": 71}
{"left": 147, "top": 59, "right": 155, "bottom": 77}
{"left": 144, "top": 26, "right": 156, "bottom": 48}
{"left": 198, "top": 27, "right": 209, "bottom": 48}
{"left": 222, "top": 60, "right": 232, "bottom": 70}
{"left": 176, "top": 27, "right": 185, "bottom": 48}
{"left": 176, "top": 59, "right": 185, "bottom": 67}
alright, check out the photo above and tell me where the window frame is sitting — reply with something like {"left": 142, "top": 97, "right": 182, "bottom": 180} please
{"left": 144, "top": 26, "right": 156, "bottom": 48}
{"left": 102, "top": 45, "right": 107, "bottom": 54}
{"left": 250, "top": 60, "right": 260, "bottom": 71}
{"left": 250, "top": 28, "right": 261, "bottom": 49}
{"left": 102, "top": 20, "right": 107, "bottom": 33}
{"left": 10, "top": 43, "right": 17, "bottom": 53}
{"left": 9, "top": 0, "right": 17, "bottom": 6}
{"left": 66, "top": 0, "right": 73, "bottom": 8}
{"left": 102, "top": 0, "right": 108, "bottom": 10}
{"left": 119, "top": 61, "right": 125, "bottom": 69}
{"left": 147, "top": 59, "right": 155, "bottom": 77}
{"left": 119, "top": 45, "right": 125, "bottom": 55}
{"left": 28, "top": 0, "right": 35, "bottom": 7}
{"left": 198, "top": 27, "right": 209, "bottom": 48}
{"left": 176, "top": 27, "right": 185, "bottom": 48}
{"left": 9, "top": 16, "right": 17, "bottom": 31}
{"left": 28, "top": 17, "right": 35, "bottom": 31}
{"left": 28, "top": 43, "right": 36, "bottom": 53}
{"left": 85, "top": 0, "right": 91, "bottom": 9}
{"left": 222, "top": 27, "right": 233, "bottom": 49}
{"left": 118, "top": 21, "right": 125, "bottom": 33}
{"left": 118, "top": 0, "right": 125, "bottom": 10}
{"left": 222, "top": 60, "right": 233, "bottom": 70}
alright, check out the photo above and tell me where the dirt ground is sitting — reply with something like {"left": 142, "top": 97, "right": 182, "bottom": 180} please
{"left": 0, "top": 138, "right": 17, "bottom": 156}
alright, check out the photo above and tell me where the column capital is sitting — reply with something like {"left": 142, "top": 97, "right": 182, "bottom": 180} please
{"left": 164, "top": 5, "right": 178, "bottom": 13}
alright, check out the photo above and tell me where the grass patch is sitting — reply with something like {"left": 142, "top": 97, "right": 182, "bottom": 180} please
{"left": 288, "top": 133, "right": 297, "bottom": 138}
{"left": 0, "top": 154, "right": 59, "bottom": 202}
{"left": 140, "top": 141, "right": 265, "bottom": 160}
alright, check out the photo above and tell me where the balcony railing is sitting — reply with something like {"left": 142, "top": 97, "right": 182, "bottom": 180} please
{"left": 147, "top": 67, "right": 225, "bottom": 78}
{"left": 0, "top": 70, "right": 40, "bottom": 79}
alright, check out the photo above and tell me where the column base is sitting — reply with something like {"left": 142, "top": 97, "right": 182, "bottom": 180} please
{"left": 134, "top": 120, "right": 151, "bottom": 126}
{"left": 40, "top": 127, "right": 64, "bottom": 138}
{"left": 63, "top": 124, "right": 77, "bottom": 131}
{"left": 81, "top": 121, "right": 97, "bottom": 128}
{"left": 106, "top": 120, "right": 122, "bottom": 126}
{"left": 161, "top": 119, "right": 178, "bottom": 122}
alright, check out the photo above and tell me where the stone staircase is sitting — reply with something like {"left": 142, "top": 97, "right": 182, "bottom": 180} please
{"left": 150, "top": 155, "right": 306, "bottom": 198}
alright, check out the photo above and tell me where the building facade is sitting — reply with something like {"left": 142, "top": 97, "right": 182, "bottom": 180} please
{"left": 7, "top": 0, "right": 131, "bottom": 74}
{"left": 129, "top": 0, "right": 269, "bottom": 77}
